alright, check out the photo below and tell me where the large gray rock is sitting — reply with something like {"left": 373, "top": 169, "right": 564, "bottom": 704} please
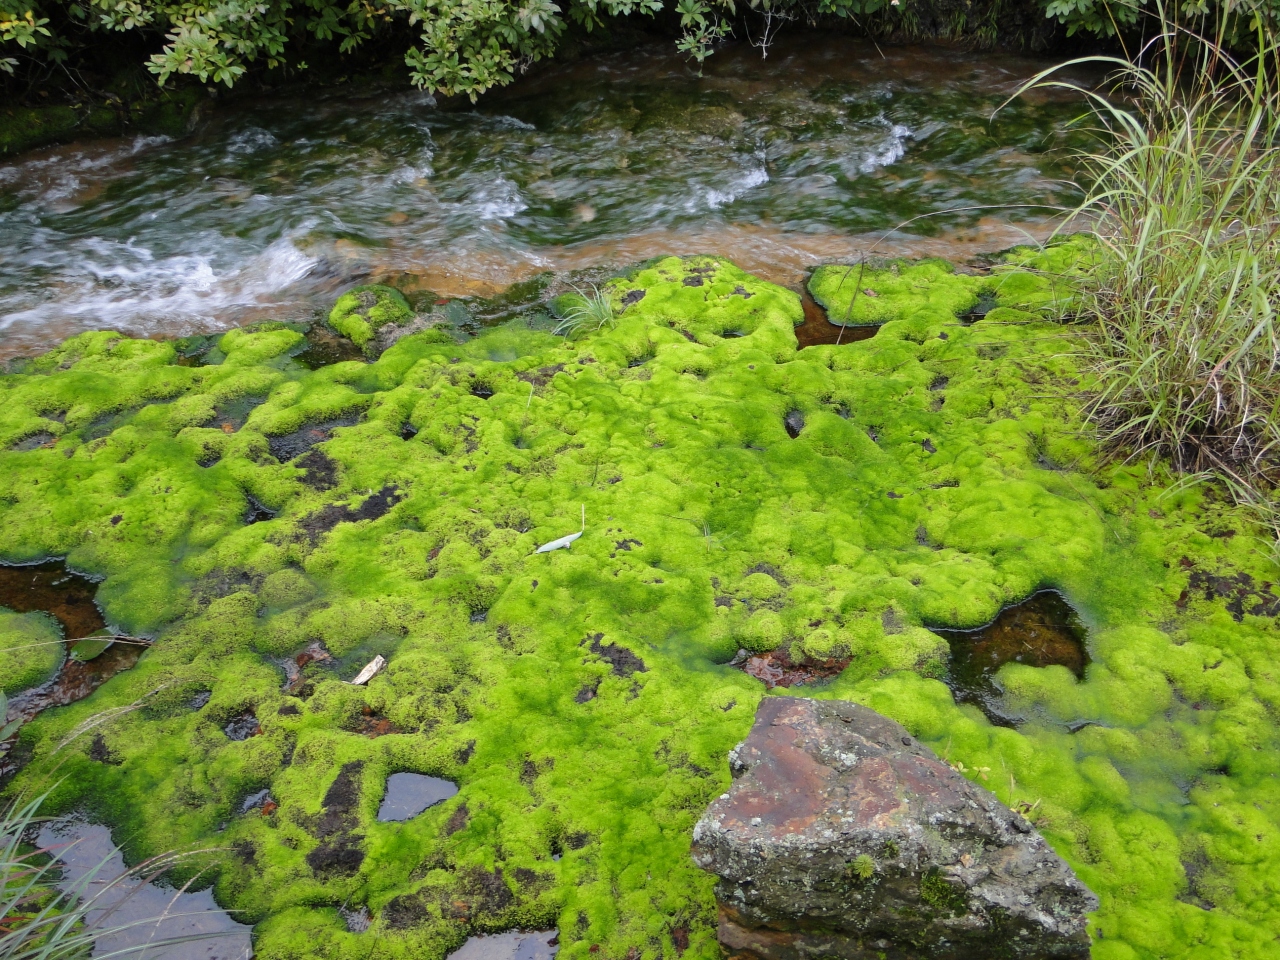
{"left": 691, "top": 697, "right": 1097, "bottom": 960}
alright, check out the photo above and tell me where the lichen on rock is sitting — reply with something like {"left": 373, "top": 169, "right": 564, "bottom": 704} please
{"left": 692, "top": 696, "right": 1097, "bottom": 960}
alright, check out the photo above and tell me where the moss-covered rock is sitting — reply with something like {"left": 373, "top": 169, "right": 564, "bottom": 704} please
{"left": 0, "top": 252, "right": 1277, "bottom": 960}
{"left": 328, "top": 285, "right": 417, "bottom": 355}
{"left": 0, "top": 608, "right": 64, "bottom": 694}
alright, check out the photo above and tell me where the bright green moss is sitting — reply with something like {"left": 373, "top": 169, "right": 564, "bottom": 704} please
{"left": 0, "top": 608, "right": 64, "bottom": 694}
{"left": 0, "top": 253, "right": 1277, "bottom": 960}
{"left": 328, "top": 285, "right": 415, "bottom": 351}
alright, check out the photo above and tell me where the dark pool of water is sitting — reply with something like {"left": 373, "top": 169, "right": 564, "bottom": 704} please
{"left": 0, "top": 36, "right": 1094, "bottom": 359}
{"left": 0, "top": 560, "right": 106, "bottom": 640}
{"left": 377, "top": 772, "right": 459, "bottom": 821}
{"left": 447, "top": 930, "right": 559, "bottom": 960}
{"left": 37, "top": 821, "right": 252, "bottom": 960}
{"left": 932, "top": 588, "right": 1089, "bottom": 726}
{"left": 0, "top": 561, "right": 147, "bottom": 723}
{"left": 795, "top": 289, "right": 880, "bottom": 348}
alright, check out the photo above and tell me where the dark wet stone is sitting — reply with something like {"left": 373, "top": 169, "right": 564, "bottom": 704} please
{"left": 930, "top": 375, "right": 949, "bottom": 391}
{"left": 244, "top": 495, "right": 276, "bottom": 524}
{"left": 783, "top": 410, "right": 804, "bottom": 439}
{"left": 223, "top": 712, "right": 261, "bottom": 741}
{"left": 960, "top": 292, "right": 998, "bottom": 325}
{"left": 293, "top": 326, "right": 367, "bottom": 369}
{"left": 306, "top": 836, "right": 365, "bottom": 876}
{"left": 472, "top": 383, "right": 495, "bottom": 399}
{"left": 0, "top": 562, "right": 151, "bottom": 730}
{"left": 683, "top": 276, "right": 705, "bottom": 287}
{"left": 267, "top": 415, "right": 359, "bottom": 462}
{"left": 730, "top": 648, "right": 848, "bottom": 689}
{"left": 932, "top": 590, "right": 1089, "bottom": 727}
{"left": 400, "top": 422, "right": 419, "bottom": 441}
{"left": 621, "top": 288, "right": 646, "bottom": 307}
{"left": 444, "top": 801, "right": 470, "bottom": 836}
{"left": 82, "top": 409, "right": 138, "bottom": 442}
{"left": 300, "top": 485, "right": 404, "bottom": 542}
{"left": 1184, "top": 564, "right": 1280, "bottom": 621}
{"left": 470, "top": 609, "right": 488, "bottom": 623}
{"left": 377, "top": 773, "right": 459, "bottom": 821}
{"left": 692, "top": 697, "right": 1097, "bottom": 960}
{"left": 583, "top": 633, "right": 647, "bottom": 678}
{"left": 921, "top": 438, "right": 937, "bottom": 454}
{"left": 576, "top": 679, "right": 600, "bottom": 703}
{"left": 189, "top": 689, "right": 212, "bottom": 711}
{"left": 211, "top": 394, "right": 267, "bottom": 433}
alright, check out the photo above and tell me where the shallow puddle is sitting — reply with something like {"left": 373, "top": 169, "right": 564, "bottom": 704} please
{"left": 0, "top": 561, "right": 149, "bottom": 723}
{"left": 731, "top": 648, "right": 850, "bottom": 689}
{"left": 932, "top": 589, "right": 1089, "bottom": 726}
{"left": 211, "top": 394, "right": 267, "bottom": 432}
{"left": 795, "top": 290, "right": 879, "bottom": 348}
{"left": 377, "top": 772, "right": 459, "bottom": 821}
{"left": 446, "top": 930, "right": 559, "bottom": 960}
{"left": 0, "top": 560, "right": 106, "bottom": 639}
{"left": 37, "top": 821, "right": 253, "bottom": 960}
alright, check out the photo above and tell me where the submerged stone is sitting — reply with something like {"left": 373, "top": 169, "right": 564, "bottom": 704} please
{"left": 377, "top": 772, "right": 459, "bottom": 821}
{"left": 730, "top": 647, "right": 849, "bottom": 689}
{"left": 692, "top": 697, "right": 1097, "bottom": 960}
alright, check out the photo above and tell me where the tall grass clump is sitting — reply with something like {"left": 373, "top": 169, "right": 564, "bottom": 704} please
{"left": 1027, "top": 11, "right": 1280, "bottom": 545}
{"left": 553, "top": 285, "right": 618, "bottom": 338}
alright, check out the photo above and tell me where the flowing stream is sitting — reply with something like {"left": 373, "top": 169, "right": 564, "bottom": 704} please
{"left": 0, "top": 35, "right": 1092, "bottom": 359}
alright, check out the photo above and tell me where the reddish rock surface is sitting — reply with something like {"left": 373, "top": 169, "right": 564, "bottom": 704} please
{"left": 691, "top": 697, "right": 1096, "bottom": 960}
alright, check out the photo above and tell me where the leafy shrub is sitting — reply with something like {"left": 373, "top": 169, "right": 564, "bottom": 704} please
{"left": 2, "top": 0, "right": 1276, "bottom": 98}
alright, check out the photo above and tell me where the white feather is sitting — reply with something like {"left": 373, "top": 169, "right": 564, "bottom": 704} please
{"left": 535, "top": 531, "right": 582, "bottom": 553}
{"left": 534, "top": 504, "right": 586, "bottom": 554}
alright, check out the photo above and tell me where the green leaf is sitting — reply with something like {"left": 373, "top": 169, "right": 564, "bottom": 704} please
{"left": 70, "top": 632, "right": 115, "bottom": 662}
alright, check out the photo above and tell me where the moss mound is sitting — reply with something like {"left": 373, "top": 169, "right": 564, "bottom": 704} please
{"left": 0, "top": 252, "right": 1277, "bottom": 960}
{"left": 328, "top": 285, "right": 416, "bottom": 353}
{"left": 0, "top": 608, "right": 64, "bottom": 694}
